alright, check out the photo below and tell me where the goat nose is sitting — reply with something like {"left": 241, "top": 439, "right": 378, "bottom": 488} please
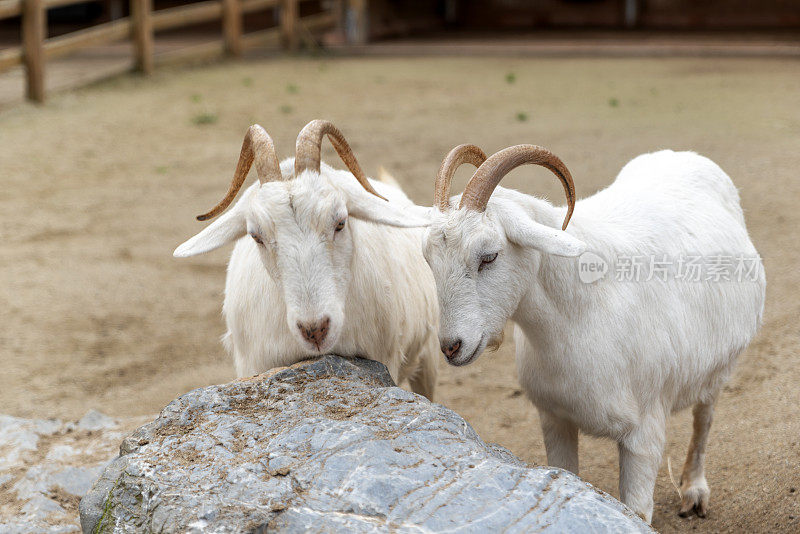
{"left": 440, "top": 339, "right": 462, "bottom": 360}
{"left": 296, "top": 316, "right": 331, "bottom": 349}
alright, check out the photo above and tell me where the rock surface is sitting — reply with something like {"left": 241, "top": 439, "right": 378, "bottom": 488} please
{"left": 0, "top": 410, "right": 150, "bottom": 533}
{"left": 81, "top": 356, "right": 651, "bottom": 533}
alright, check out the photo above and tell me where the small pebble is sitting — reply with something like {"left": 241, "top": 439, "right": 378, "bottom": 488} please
{"left": 271, "top": 466, "right": 290, "bottom": 476}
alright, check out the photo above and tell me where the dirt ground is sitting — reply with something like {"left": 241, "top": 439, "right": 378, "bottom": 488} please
{"left": 1, "top": 56, "right": 798, "bottom": 532}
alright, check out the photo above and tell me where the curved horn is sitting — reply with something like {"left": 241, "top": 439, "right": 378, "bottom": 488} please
{"left": 459, "top": 145, "right": 576, "bottom": 230}
{"left": 434, "top": 144, "right": 487, "bottom": 212}
{"left": 196, "top": 125, "right": 282, "bottom": 221}
{"left": 295, "top": 119, "right": 386, "bottom": 201}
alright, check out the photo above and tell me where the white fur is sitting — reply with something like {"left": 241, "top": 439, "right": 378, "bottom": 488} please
{"left": 176, "top": 159, "right": 439, "bottom": 399}
{"left": 422, "top": 150, "right": 765, "bottom": 521}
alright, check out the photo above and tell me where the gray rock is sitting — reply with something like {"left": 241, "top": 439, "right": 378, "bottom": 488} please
{"left": 81, "top": 356, "right": 651, "bottom": 533}
{"left": 76, "top": 410, "right": 118, "bottom": 433}
{"left": 0, "top": 411, "right": 149, "bottom": 534}
{"left": 0, "top": 415, "right": 49, "bottom": 470}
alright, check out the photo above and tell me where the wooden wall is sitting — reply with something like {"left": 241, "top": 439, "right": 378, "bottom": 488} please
{"left": 357, "top": 0, "right": 800, "bottom": 39}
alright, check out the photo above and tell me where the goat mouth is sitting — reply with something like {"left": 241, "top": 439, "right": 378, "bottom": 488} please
{"left": 307, "top": 341, "right": 333, "bottom": 355}
{"left": 450, "top": 335, "right": 486, "bottom": 367}
{"left": 298, "top": 334, "right": 335, "bottom": 355}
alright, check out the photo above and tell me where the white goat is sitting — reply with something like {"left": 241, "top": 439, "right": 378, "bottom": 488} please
{"left": 174, "top": 120, "right": 438, "bottom": 399}
{"left": 420, "top": 144, "right": 765, "bottom": 522}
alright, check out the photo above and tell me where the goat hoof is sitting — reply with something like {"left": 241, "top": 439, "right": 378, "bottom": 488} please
{"left": 678, "top": 479, "right": 710, "bottom": 518}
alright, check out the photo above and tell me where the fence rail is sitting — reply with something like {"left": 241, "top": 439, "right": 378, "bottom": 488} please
{"left": 0, "top": 45, "right": 22, "bottom": 70}
{"left": 0, "top": 0, "right": 21, "bottom": 19}
{"left": 44, "top": 18, "right": 131, "bottom": 60}
{"left": 0, "top": 0, "right": 339, "bottom": 102}
{"left": 152, "top": 1, "right": 222, "bottom": 32}
{"left": 45, "top": 0, "right": 93, "bottom": 9}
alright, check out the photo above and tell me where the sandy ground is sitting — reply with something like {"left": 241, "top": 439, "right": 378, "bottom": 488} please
{"left": 1, "top": 56, "right": 798, "bottom": 532}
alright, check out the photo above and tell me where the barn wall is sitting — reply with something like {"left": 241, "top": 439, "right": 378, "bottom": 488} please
{"left": 366, "top": 0, "right": 800, "bottom": 34}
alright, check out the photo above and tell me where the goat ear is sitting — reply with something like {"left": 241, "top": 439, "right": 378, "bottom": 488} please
{"left": 345, "top": 186, "right": 431, "bottom": 228}
{"left": 173, "top": 208, "right": 247, "bottom": 257}
{"left": 497, "top": 206, "right": 586, "bottom": 257}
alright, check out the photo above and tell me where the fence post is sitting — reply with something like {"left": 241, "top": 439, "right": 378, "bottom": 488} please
{"left": 222, "top": 0, "right": 242, "bottom": 57}
{"left": 623, "top": 0, "right": 640, "bottom": 28}
{"left": 22, "top": 0, "right": 46, "bottom": 102}
{"left": 280, "top": 0, "right": 298, "bottom": 51}
{"left": 131, "top": 0, "right": 153, "bottom": 74}
{"left": 345, "top": 0, "right": 367, "bottom": 45}
{"left": 332, "top": 0, "right": 346, "bottom": 43}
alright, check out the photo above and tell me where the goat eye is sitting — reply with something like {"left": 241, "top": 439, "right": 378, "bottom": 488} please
{"left": 335, "top": 218, "right": 346, "bottom": 232}
{"left": 479, "top": 252, "right": 498, "bottom": 271}
{"left": 250, "top": 233, "right": 264, "bottom": 245}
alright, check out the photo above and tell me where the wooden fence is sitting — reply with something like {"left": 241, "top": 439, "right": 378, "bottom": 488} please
{"left": 0, "top": 0, "right": 339, "bottom": 102}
